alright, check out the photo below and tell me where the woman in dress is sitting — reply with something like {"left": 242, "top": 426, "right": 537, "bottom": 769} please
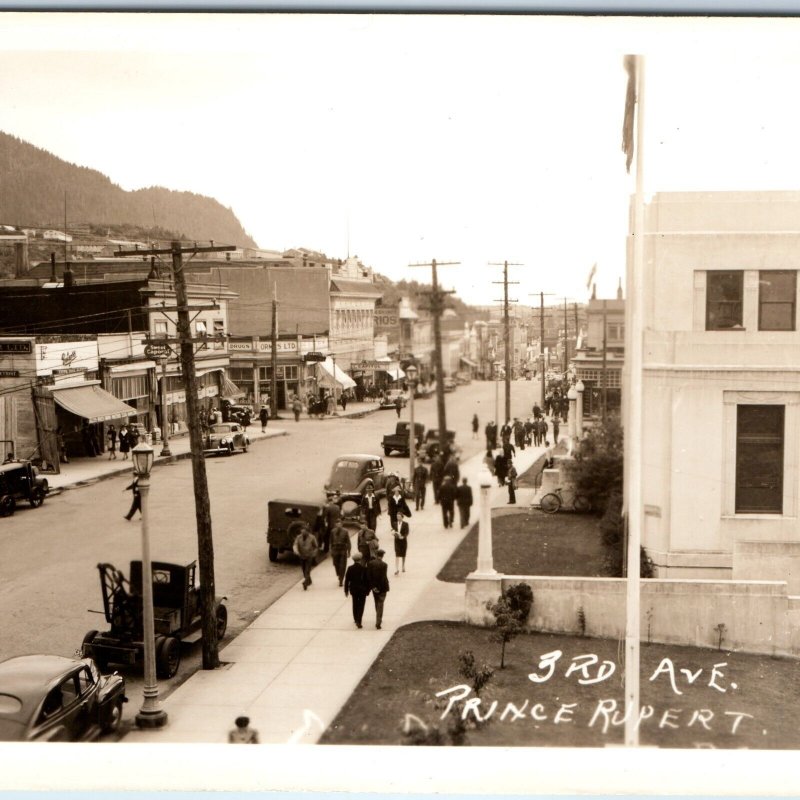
{"left": 118, "top": 424, "right": 131, "bottom": 460}
{"left": 393, "top": 512, "right": 410, "bottom": 575}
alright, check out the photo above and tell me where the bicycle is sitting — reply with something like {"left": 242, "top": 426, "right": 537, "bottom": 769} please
{"left": 539, "top": 487, "right": 591, "bottom": 514}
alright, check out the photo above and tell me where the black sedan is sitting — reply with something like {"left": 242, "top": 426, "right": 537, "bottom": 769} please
{"left": 0, "top": 655, "right": 126, "bottom": 742}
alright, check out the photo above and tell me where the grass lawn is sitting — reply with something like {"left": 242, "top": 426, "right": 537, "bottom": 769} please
{"left": 438, "top": 510, "right": 609, "bottom": 582}
{"left": 320, "top": 621, "right": 800, "bottom": 748}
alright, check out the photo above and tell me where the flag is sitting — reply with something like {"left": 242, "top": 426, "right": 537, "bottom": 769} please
{"left": 622, "top": 54, "right": 638, "bottom": 173}
{"left": 586, "top": 262, "right": 597, "bottom": 292}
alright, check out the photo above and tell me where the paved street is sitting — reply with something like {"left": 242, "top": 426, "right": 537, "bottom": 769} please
{"left": 0, "top": 379, "right": 539, "bottom": 729}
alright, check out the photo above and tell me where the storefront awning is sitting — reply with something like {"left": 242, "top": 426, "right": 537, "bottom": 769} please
{"left": 221, "top": 375, "right": 246, "bottom": 399}
{"left": 52, "top": 384, "right": 138, "bottom": 423}
{"left": 459, "top": 356, "right": 477, "bottom": 368}
{"left": 316, "top": 358, "right": 356, "bottom": 390}
{"left": 382, "top": 366, "right": 405, "bottom": 381}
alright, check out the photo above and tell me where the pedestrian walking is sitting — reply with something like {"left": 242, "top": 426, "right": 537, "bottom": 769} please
{"left": 259, "top": 404, "right": 269, "bottom": 433}
{"left": 357, "top": 524, "right": 379, "bottom": 562}
{"left": 123, "top": 477, "right": 141, "bottom": 520}
{"left": 484, "top": 421, "right": 494, "bottom": 451}
{"left": 241, "top": 407, "right": 252, "bottom": 431}
{"left": 387, "top": 484, "right": 412, "bottom": 532}
{"left": 539, "top": 417, "right": 549, "bottom": 446}
{"left": 292, "top": 525, "right": 319, "bottom": 590}
{"left": 439, "top": 475, "right": 457, "bottom": 529}
{"left": 455, "top": 477, "right": 474, "bottom": 529}
{"left": 532, "top": 418, "right": 541, "bottom": 447}
{"left": 506, "top": 464, "right": 518, "bottom": 505}
{"left": 329, "top": 521, "right": 351, "bottom": 586}
{"left": 500, "top": 420, "right": 512, "bottom": 447}
{"left": 367, "top": 549, "right": 390, "bottom": 629}
{"left": 394, "top": 395, "right": 403, "bottom": 418}
{"left": 360, "top": 483, "right": 382, "bottom": 532}
{"left": 228, "top": 715, "right": 259, "bottom": 744}
{"left": 392, "top": 513, "right": 410, "bottom": 575}
{"left": 443, "top": 453, "right": 460, "bottom": 485}
{"left": 340, "top": 393, "right": 348, "bottom": 411}
{"left": 430, "top": 455, "right": 445, "bottom": 505}
{"left": 552, "top": 416, "right": 560, "bottom": 442}
{"left": 106, "top": 424, "right": 117, "bottom": 460}
{"left": 118, "top": 424, "right": 131, "bottom": 460}
{"left": 320, "top": 493, "right": 341, "bottom": 553}
{"left": 344, "top": 552, "right": 371, "bottom": 628}
{"left": 412, "top": 462, "right": 429, "bottom": 510}
{"left": 292, "top": 396, "right": 303, "bottom": 422}
{"left": 514, "top": 418, "right": 526, "bottom": 451}
{"left": 483, "top": 448, "right": 495, "bottom": 475}
{"left": 503, "top": 440, "right": 516, "bottom": 461}
{"left": 471, "top": 413, "right": 479, "bottom": 440}
{"left": 494, "top": 452, "right": 508, "bottom": 487}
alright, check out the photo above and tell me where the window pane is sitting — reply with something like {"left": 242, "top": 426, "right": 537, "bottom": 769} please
{"left": 707, "top": 271, "right": 743, "bottom": 330}
{"left": 759, "top": 271, "right": 796, "bottom": 331}
{"left": 736, "top": 405, "right": 784, "bottom": 514}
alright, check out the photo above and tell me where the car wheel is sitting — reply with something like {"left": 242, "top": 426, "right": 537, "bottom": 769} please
{"left": 29, "top": 486, "right": 45, "bottom": 508}
{"left": 242, "top": 439, "right": 248, "bottom": 453}
{"left": 226, "top": 444, "right": 234, "bottom": 457}
{"left": 156, "top": 636, "right": 181, "bottom": 679}
{"left": 383, "top": 447, "right": 391, "bottom": 457}
{"left": 0, "top": 495, "right": 15, "bottom": 517}
{"left": 215, "top": 604, "right": 228, "bottom": 640}
{"left": 268, "top": 545, "right": 279, "bottom": 563}
{"left": 102, "top": 697, "right": 124, "bottom": 734}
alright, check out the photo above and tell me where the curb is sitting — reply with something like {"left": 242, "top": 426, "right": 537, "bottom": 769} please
{"left": 46, "top": 429, "right": 290, "bottom": 496}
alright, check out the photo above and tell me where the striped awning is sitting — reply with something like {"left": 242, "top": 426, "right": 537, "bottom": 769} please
{"left": 221, "top": 375, "right": 246, "bottom": 399}
{"left": 51, "top": 384, "right": 138, "bottom": 423}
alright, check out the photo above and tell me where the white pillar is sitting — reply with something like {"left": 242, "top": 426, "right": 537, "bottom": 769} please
{"left": 575, "top": 380, "right": 585, "bottom": 439}
{"left": 567, "top": 386, "right": 578, "bottom": 439}
{"left": 476, "top": 467, "right": 497, "bottom": 575}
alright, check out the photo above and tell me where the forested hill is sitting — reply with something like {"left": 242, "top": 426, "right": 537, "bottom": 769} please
{"left": 0, "top": 131, "right": 258, "bottom": 248}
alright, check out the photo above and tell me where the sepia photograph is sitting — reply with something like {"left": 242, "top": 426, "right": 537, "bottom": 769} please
{"left": 0, "top": 9, "right": 799, "bottom": 795}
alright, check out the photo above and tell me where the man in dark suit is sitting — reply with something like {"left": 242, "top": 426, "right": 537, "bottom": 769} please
{"left": 438, "top": 475, "right": 457, "bottom": 529}
{"left": 360, "top": 483, "right": 382, "bottom": 532}
{"left": 455, "top": 477, "right": 474, "bottom": 529}
{"left": 344, "top": 552, "right": 371, "bottom": 628}
{"left": 366, "top": 548, "right": 390, "bottom": 629}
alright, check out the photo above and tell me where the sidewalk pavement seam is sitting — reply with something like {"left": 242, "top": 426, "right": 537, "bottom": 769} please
{"left": 123, "top": 439, "right": 549, "bottom": 745}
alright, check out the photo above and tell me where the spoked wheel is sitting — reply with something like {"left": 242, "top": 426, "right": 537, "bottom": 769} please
{"left": 573, "top": 494, "right": 592, "bottom": 514}
{"left": 539, "top": 493, "right": 562, "bottom": 514}
{"left": 0, "top": 495, "right": 15, "bottom": 517}
{"left": 29, "top": 487, "right": 45, "bottom": 508}
{"left": 156, "top": 636, "right": 181, "bottom": 679}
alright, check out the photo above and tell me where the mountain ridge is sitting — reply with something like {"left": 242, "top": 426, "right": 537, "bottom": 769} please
{"left": 0, "top": 131, "right": 258, "bottom": 248}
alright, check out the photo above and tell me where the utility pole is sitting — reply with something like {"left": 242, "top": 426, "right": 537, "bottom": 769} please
{"left": 563, "top": 299, "right": 569, "bottom": 375}
{"left": 528, "top": 291, "right": 556, "bottom": 412}
{"left": 409, "top": 258, "right": 458, "bottom": 454}
{"left": 491, "top": 261, "right": 521, "bottom": 425}
{"left": 116, "top": 240, "right": 235, "bottom": 671}
{"left": 271, "top": 284, "right": 279, "bottom": 419}
{"left": 602, "top": 299, "right": 608, "bottom": 422}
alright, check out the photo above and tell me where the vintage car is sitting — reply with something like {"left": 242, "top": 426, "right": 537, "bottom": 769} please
{"left": 0, "top": 654, "right": 126, "bottom": 742}
{"left": 418, "top": 429, "right": 459, "bottom": 463}
{"left": 324, "top": 454, "right": 387, "bottom": 503}
{"left": 221, "top": 400, "right": 253, "bottom": 424}
{"left": 379, "top": 389, "right": 408, "bottom": 410}
{"left": 81, "top": 560, "right": 227, "bottom": 679}
{"left": 203, "top": 422, "right": 249, "bottom": 457}
{"left": 0, "top": 460, "right": 49, "bottom": 517}
{"left": 382, "top": 421, "right": 425, "bottom": 457}
{"left": 265, "top": 499, "right": 323, "bottom": 563}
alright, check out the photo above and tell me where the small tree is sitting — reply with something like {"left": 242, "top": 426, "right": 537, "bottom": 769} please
{"left": 458, "top": 650, "right": 495, "bottom": 696}
{"left": 486, "top": 583, "right": 534, "bottom": 668}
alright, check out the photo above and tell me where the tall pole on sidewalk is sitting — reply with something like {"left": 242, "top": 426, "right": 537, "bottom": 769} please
{"left": 406, "top": 363, "right": 418, "bottom": 487}
{"left": 491, "top": 261, "right": 521, "bottom": 425}
{"left": 159, "top": 357, "right": 171, "bottom": 457}
{"left": 410, "top": 259, "right": 458, "bottom": 454}
{"left": 271, "top": 284, "right": 279, "bottom": 419}
{"left": 540, "top": 292, "right": 546, "bottom": 409}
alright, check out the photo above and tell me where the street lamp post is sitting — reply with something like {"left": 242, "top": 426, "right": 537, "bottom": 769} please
{"left": 159, "top": 357, "right": 171, "bottom": 457}
{"left": 132, "top": 442, "right": 168, "bottom": 729}
{"left": 405, "top": 364, "right": 418, "bottom": 489}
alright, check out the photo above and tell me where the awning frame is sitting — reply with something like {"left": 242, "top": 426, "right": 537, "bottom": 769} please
{"left": 51, "top": 384, "right": 139, "bottom": 423}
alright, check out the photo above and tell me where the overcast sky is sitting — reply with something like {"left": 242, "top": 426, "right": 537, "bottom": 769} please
{"left": 2, "top": 14, "right": 800, "bottom": 306}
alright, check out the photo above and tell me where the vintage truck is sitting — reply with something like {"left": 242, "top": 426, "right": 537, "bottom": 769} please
{"left": 381, "top": 421, "right": 425, "bottom": 457}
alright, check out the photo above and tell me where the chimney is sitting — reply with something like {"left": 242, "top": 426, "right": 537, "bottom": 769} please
{"left": 50, "top": 252, "right": 57, "bottom": 282}
{"left": 14, "top": 241, "right": 28, "bottom": 278}
{"left": 617, "top": 278, "right": 623, "bottom": 300}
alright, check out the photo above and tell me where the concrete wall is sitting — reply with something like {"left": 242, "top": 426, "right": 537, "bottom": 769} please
{"left": 465, "top": 574, "right": 798, "bottom": 657}
{"left": 734, "top": 540, "right": 800, "bottom": 596}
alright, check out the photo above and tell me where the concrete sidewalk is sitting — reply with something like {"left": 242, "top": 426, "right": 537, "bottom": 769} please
{"left": 124, "top": 440, "right": 550, "bottom": 744}
{"left": 46, "top": 400, "right": 382, "bottom": 493}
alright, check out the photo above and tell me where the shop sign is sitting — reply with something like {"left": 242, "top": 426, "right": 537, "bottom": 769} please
{"left": 37, "top": 340, "right": 98, "bottom": 375}
{"left": 0, "top": 340, "right": 32, "bottom": 354}
{"left": 0, "top": 369, "right": 20, "bottom": 377}
{"left": 228, "top": 340, "right": 299, "bottom": 354}
{"left": 357, "top": 360, "right": 386, "bottom": 371}
{"left": 303, "top": 351, "right": 326, "bottom": 363}
{"left": 374, "top": 309, "right": 400, "bottom": 335}
{"left": 144, "top": 342, "right": 172, "bottom": 359}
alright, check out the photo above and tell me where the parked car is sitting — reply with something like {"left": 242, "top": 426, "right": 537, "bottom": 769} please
{"left": 324, "top": 454, "right": 387, "bottom": 502}
{"left": 265, "top": 499, "right": 324, "bottom": 563}
{"left": 379, "top": 390, "right": 408, "bottom": 410}
{"left": 382, "top": 421, "right": 425, "bottom": 457}
{"left": 221, "top": 402, "right": 252, "bottom": 425}
{"left": 442, "top": 377, "right": 457, "bottom": 393}
{"left": 0, "top": 654, "right": 126, "bottom": 741}
{"left": 81, "top": 560, "right": 227, "bottom": 679}
{"left": 0, "top": 460, "right": 49, "bottom": 517}
{"left": 203, "top": 422, "right": 249, "bottom": 457}
{"left": 418, "top": 429, "right": 459, "bottom": 463}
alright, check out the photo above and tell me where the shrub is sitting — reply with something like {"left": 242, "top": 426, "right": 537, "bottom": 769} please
{"left": 574, "top": 413, "right": 623, "bottom": 515}
{"left": 486, "top": 583, "right": 534, "bottom": 668}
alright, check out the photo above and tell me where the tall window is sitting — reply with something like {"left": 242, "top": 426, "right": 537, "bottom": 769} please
{"left": 735, "top": 405, "right": 784, "bottom": 514}
{"left": 706, "top": 271, "right": 744, "bottom": 330}
{"left": 759, "top": 271, "right": 796, "bottom": 331}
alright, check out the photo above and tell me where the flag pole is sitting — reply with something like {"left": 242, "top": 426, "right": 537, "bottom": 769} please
{"left": 624, "top": 53, "right": 646, "bottom": 747}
